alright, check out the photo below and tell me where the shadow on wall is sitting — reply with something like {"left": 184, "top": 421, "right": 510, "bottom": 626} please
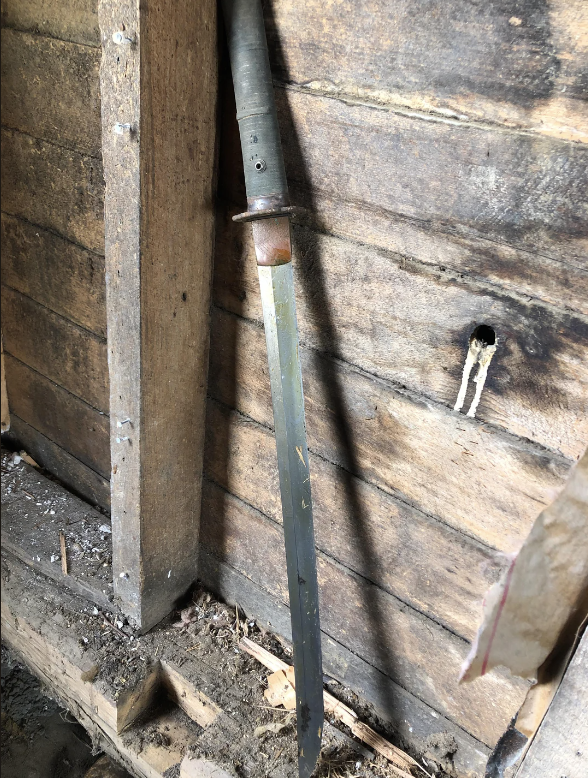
{"left": 266, "top": 1, "right": 401, "bottom": 719}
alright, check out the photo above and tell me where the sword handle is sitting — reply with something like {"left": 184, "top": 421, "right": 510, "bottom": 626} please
{"left": 222, "top": 0, "right": 290, "bottom": 216}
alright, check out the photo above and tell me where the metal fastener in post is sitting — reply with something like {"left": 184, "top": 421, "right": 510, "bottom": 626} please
{"left": 113, "top": 123, "right": 133, "bottom": 135}
{"left": 112, "top": 31, "right": 134, "bottom": 45}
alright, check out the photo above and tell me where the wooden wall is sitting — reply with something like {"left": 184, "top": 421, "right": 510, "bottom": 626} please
{"left": 0, "top": 0, "right": 586, "bottom": 771}
{"left": 0, "top": 0, "right": 110, "bottom": 509}
{"left": 199, "top": 1, "right": 588, "bottom": 773}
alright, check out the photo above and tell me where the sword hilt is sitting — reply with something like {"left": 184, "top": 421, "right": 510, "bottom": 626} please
{"left": 222, "top": 0, "right": 291, "bottom": 222}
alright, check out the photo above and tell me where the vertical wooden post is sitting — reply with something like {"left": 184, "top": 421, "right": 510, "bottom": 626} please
{"left": 99, "top": 0, "right": 217, "bottom": 629}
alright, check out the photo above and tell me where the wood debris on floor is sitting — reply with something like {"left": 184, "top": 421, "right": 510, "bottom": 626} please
{"left": 1, "top": 545, "right": 455, "bottom": 778}
{"left": 1, "top": 448, "right": 458, "bottom": 777}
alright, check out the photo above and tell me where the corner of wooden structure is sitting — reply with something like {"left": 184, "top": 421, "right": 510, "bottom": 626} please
{"left": 98, "top": 0, "right": 218, "bottom": 629}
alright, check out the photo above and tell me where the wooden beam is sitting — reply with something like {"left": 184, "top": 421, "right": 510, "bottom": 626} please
{"left": 98, "top": 0, "right": 218, "bottom": 629}
{"left": 1, "top": 553, "right": 226, "bottom": 778}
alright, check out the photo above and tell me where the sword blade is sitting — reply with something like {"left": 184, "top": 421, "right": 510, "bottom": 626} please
{"left": 257, "top": 222, "right": 323, "bottom": 776}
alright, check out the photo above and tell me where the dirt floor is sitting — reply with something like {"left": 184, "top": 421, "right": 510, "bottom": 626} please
{"left": 1, "top": 447, "right": 456, "bottom": 778}
{"left": 2, "top": 559, "right": 454, "bottom": 778}
{"left": 1, "top": 645, "right": 132, "bottom": 778}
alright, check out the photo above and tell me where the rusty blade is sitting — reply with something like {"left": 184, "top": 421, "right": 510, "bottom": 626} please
{"left": 252, "top": 215, "right": 292, "bottom": 266}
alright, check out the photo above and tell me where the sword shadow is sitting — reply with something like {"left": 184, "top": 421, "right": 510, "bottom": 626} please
{"left": 264, "top": 0, "right": 403, "bottom": 756}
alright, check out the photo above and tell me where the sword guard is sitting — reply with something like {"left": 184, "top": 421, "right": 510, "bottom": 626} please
{"left": 232, "top": 205, "right": 297, "bottom": 223}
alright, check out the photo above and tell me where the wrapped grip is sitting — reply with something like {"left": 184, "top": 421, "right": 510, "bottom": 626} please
{"left": 222, "top": 0, "right": 289, "bottom": 204}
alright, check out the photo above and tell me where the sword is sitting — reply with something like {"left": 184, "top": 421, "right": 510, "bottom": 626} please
{"left": 221, "top": 1, "right": 323, "bottom": 774}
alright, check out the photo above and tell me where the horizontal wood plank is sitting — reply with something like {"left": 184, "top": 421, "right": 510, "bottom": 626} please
{"left": 1, "top": 286, "right": 109, "bottom": 412}
{"left": 263, "top": 0, "right": 588, "bottom": 142}
{"left": 198, "top": 552, "right": 491, "bottom": 777}
{"left": 4, "top": 354, "right": 110, "bottom": 477}
{"left": 200, "top": 480, "right": 529, "bottom": 746}
{"left": 215, "top": 213, "right": 588, "bottom": 459}
{"left": 1, "top": 28, "right": 101, "bottom": 156}
{"left": 204, "top": 399, "right": 500, "bottom": 641}
{"left": 3, "top": 415, "right": 110, "bottom": 510}
{"left": 0, "top": 0, "right": 100, "bottom": 47}
{"left": 301, "top": 199, "right": 588, "bottom": 318}
{"left": 1, "top": 128, "right": 104, "bottom": 253}
{"left": 1, "top": 213, "right": 106, "bottom": 337}
{"left": 208, "top": 307, "right": 570, "bottom": 551}
{"left": 220, "top": 88, "right": 588, "bottom": 268}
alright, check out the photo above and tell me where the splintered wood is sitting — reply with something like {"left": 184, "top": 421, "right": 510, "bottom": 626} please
{"left": 59, "top": 531, "right": 68, "bottom": 576}
{"left": 240, "top": 637, "right": 420, "bottom": 776}
{"left": 265, "top": 666, "right": 297, "bottom": 710}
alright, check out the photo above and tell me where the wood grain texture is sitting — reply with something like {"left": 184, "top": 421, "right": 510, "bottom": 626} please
{"left": 204, "top": 399, "right": 500, "bottom": 641}
{"left": 1, "top": 128, "right": 104, "bottom": 253}
{"left": 1, "top": 213, "right": 106, "bottom": 337}
{"left": 263, "top": 0, "right": 588, "bottom": 142}
{"left": 198, "top": 553, "right": 491, "bottom": 777}
{"left": 3, "top": 354, "right": 109, "bottom": 477}
{"left": 220, "top": 88, "right": 588, "bottom": 268}
{"left": 1, "top": 28, "right": 101, "bottom": 156}
{"left": 99, "top": 0, "right": 218, "bottom": 629}
{"left": 1, "top": 286, "right": 108, "bottom": 411}
{"left": 517, "top": 630, "right": 588, "bottom": 778}
{"left": 200, "top": 480, "right": 529, "bottom": 746}
{"left": 215, "top": 212, "right": 588, "bottom": 459}
{"left": 208, "top": 307, "right": 570, "bottom": 552}
{"left": 3, "top": 415, "right": 110, "bottom": 510}
{"left": 218, "top": 84, "right": 588, "bottom": 317}
{"left": 0, "top": 0, "right": 100, "bottom": 47}
{"left": 1, "top": 335, "right": 8, "bottom": 432}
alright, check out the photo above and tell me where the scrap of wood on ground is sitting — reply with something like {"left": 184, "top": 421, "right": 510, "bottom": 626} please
{"left": 242, "top": 637, "right": 423, "bottom": 778}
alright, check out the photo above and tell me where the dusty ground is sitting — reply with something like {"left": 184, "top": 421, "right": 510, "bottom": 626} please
{"left": 1, "top": 645, "right": 132, "bottom": 778}
{"left": 1, "top": 447, "right": 454, "bottom": 777}
{"left": 1, "top": 450, "right": 113, "bottom": 599}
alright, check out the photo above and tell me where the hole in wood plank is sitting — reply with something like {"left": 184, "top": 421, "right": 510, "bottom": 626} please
{"left": 470, "top": 324, "right": 496, "bottom": 347}
{"left": 454, "top": 324, "right": 497, "bottom": 418}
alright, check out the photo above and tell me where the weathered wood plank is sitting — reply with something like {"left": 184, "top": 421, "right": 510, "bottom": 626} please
{"left": 220, "top": 88, "right": 588, "bottom": 267}
{"left": 0, "top": 555, "right": 189, "bottom": 778}
{"left": 204, "top": 399, "right": 500, "bottom": 641}
{"left": 3, "top": 415, "right": 110, "bottom": 510}
{"left": 1, "top": 335, "right": 8, "bottom": 432}
{"left": 0, "top": 0, "right": 100, "bottom": 47}
{"left": 208, "top": 307, "right": 570, "bottom": 551}
{"left": 1, "top": 213, "right": 106, "bottom": 337}
{"left": 303, "top": 198, "right": 588, "bottom": 317}
{"left": 1, "top": 286, "right": 109, "bottom": 411}
{"left": 99, "top": 0, "right": 218, "bottom": 629}
{"left": 3, "top": 354, "right": 109, "bottom": 477}
{"left": 0, "top": 128, "right": 104, "bottom": 253}
{"left": 517, "top": 630, "right": 588, "bottom": 778}
{"left": 1, "top": 28, "right": 101, "bottom": 156}
{"left": 198, "top": 552, "right": 491, "bottom": 777}
{"left": 215, "top": 213, "right": 588, "bottom": 459}
{"left": 200, "top": 481, "right": 529, "bottom": 746}
{"left": 263, "top": 0, "right": 588, "bottom": 142}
